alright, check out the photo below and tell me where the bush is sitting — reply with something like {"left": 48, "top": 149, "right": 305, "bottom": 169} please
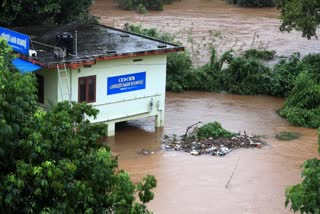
{"left": 279, "top": 71, "right": 320, "bottom": 128}
{"left": 116, "top": 0, "right": 173, "bottom": 12}
{"left": 243, "top": 49, "right": 276, "bottom": 60}
{"left": 275, "top": 131, "right": 302, "bottom": 141}
{"left": 301, "top": 54, "right": 320, "bottom": 81}
{"left": 227, "top": 0, "right": 275, "bottom": 7}
{"left": 285, "top": 130, "right": 320, "bottom": 213}
{"left": 166, "top": 52, "right": 195, "bottom": 92}
{"left": 269, "top": 54, "right": 302, "bottom": 97}
{"left": 136, "top": 4, "right": 148, "bottom": 14}
{"left": 222, "top": 57, "right": 272, "bottom": 95}
{"left": 197, "top": 122, "right": 235, "bottom": 139}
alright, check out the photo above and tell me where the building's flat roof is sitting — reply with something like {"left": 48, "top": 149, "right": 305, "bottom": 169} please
{"left": 14, "top": 23, "right": 184, "bottom": 68}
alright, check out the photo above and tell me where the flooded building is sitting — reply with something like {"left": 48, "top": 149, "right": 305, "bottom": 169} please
{"left": 1, "top": 24, "right": 183, "bottom": 136}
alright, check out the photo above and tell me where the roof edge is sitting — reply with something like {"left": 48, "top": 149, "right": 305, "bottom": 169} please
{"left": 19, "top": 46, "right": 184, "bottom": 69}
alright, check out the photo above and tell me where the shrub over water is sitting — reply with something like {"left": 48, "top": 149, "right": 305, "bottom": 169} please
{"left": 269, "top": 54, "right": 302, "bottom": 97}
{"left": 279, "top": 71, "right": 320, "bottom": 128}
{"left": 285, "top": 130, "right": 320, "bottom": 213}
{"left": 278, "top": 54, "right": 320, "bottom": 128}
{"left": 222, "top": 56, "right": 272, "bottom": 95}
{"left": 116, "top": 0, "right": 176, "bottom": 12}
{"left": 275, "top": 131, "right": 302, "bottom": 141}
{"left": 226, "top": 0, "right": 275, "bottom": 7}
{"left": 243, "top": 49, "right": 276, "bottom": 60}
{"left": 197, "top": 122, "right": 235, "bottom": 139}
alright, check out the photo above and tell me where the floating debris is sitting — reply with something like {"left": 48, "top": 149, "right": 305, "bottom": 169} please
{"left": 162, "top": 132, "right": 265, "bottom": 157}
{"left": 137, "top": 149, "right": 155, "bottom": 156}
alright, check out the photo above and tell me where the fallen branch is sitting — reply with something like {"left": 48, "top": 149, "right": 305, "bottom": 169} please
{"left": 225, "top": 157, "right": 240, "bottom": 189}
{"left": 184, "top": 121, "right": 202, "bottom": 137}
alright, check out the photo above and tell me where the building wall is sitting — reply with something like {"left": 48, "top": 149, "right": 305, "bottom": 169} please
{"left": 36, "top": 68, "right": 58, "bottom": 109}
{"left": 55, "top": 54, "right": 167, "bottom": 135}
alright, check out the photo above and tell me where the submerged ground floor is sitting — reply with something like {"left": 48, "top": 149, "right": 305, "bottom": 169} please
{"left": 107, "top": 91, "right": 318, "bottom": 214}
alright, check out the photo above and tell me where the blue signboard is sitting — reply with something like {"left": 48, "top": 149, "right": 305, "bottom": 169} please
{"left": 0, "top": 27, "right": 30, "bottom": 55}
{"left": 107, "top": 72, "right": 146, "bottom": 95}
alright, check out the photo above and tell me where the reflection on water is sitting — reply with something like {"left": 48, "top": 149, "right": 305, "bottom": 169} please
{"left": 104, "top": 91, "right": 318, "bottom": 213}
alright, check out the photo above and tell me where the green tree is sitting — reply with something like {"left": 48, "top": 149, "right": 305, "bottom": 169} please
{"left": 278, "top": 0, "right": 320, "bottom": 39}
{"left": 279, "top": 71, "right": 320, "bottom": 128}
{"left": 0, "top": 38, "right": 156, "bottom": 213}
{"left": 285, "top": 130, "right": 320, "bottom": 213}
{"left": 0, "top": 0, "right": 95, "bottom": 27}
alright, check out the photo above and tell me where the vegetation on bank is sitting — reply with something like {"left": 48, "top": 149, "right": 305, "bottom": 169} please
{"left": 285, "top": 130, "right": 320, "bottom": 213}
{"left": 0, "top": 39, "right": 156, "bottom": 213}
{"left": 116, "top": 0, "right": 176, "bottom": 13}
{"left": 127, "top": 24, "right": 320, "bottom": 129}
{"left": 225, "top": 0, "right": 275, "bottom": 8}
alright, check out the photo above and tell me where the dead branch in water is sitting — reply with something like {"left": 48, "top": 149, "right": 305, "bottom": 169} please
{"left": 225, "top": 157, "right": 240, "bottom": 189}
{"left": 184, "top": 121, "right": 203, "bottom": 137}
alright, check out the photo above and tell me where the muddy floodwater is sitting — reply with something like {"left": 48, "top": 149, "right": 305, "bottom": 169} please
{"left": 107, "top": 92, "right": 318, "bottom": 213}
{"left": 91, "top": 0, "right": 320, "bottom": 65}
{"left": 91, "top": 1, "right": 319, "bottom": 213}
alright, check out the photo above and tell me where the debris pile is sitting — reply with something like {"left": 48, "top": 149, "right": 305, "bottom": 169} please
{"left": 161, "top": 122, "right": 265, "bottom": 156}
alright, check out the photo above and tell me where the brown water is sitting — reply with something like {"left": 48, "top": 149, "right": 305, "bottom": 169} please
{"left": 106, "top": 92, "right": 318, "bottom": 213}
{"left": 91, "top": 0, "right": 320, "bottom": 65}
{"left": 91, "top": 1, "right": 319, "bottom": 213}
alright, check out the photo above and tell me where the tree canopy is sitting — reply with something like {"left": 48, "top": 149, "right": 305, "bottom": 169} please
{"left": 0, "top": 38, "right": 156, "bottom": 213}
{"left": 0, "top": 0, "right": 95, "bottom": 27}
{"left": 278, "top": 0, "right": 320, "bottom": 39}
{"left": 285, "top": 130, "right": 320, "bottom": 213}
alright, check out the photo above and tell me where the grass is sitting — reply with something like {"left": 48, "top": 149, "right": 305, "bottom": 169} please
{"left": 275, "top": 131, "right": 302, "bottom": 141}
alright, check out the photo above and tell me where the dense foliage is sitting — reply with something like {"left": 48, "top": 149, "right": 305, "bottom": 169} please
{"left": 285, "top": 130, "right": 320, "bottom": 213}
{"left": 279, "top": 71, "right": 320, "bottom": 128}
{"left": 0, "top": 0, "right": 95, "bottom": 27}
{"left": 0, "top": 39, "right": 156, "bottom": 213}
{"left": 243, "top": 49, "right": 276, "bottom": 60}
{"left": 196, "top": 122, "right": 235, "bottom": 139}
{"left": 278, "top": 0, "right": 320, "bottom": 39}
{"left": 222, "top": 56, "right": 271, "bottom": 95}
{"left": 278, "top": 54, "right": 320, "bottom": 128}
{"left": 269, "top": 54, "right": 302, "bottom": 97}
{"left": 225, "top": 0, "right": 275, "bottom": 7}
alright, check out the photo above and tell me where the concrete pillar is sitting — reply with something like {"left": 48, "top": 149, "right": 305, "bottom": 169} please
{"left": 155, "top": 112, "right": 164, "bottom": 128}
{"left": 107, "top": 122, "right": 115, "bottom": 136}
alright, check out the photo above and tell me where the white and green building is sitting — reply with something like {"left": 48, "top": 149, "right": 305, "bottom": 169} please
{"left": 2, "top": 24, "right": 183, "bottom": 136}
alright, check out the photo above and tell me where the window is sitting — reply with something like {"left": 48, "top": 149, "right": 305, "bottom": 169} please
{"left": 78, "top": 75, "right": 96, "bottom": 103}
